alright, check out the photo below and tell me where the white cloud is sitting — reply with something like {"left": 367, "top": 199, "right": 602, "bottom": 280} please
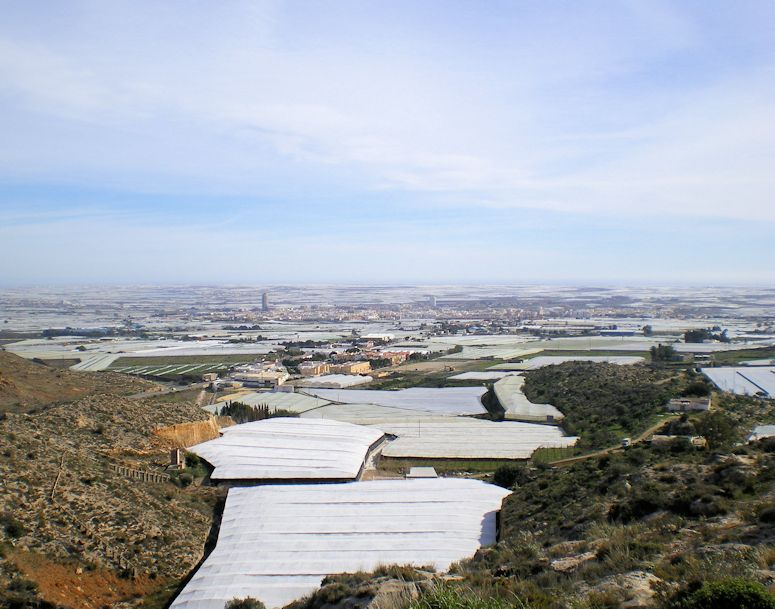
{"left": 0, "top": 1, "right": 773, "bottom": 223}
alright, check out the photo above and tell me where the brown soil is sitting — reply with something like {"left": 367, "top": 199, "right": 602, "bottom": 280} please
{"left": 0, "top": 385, "right": 220, "bottom": 607}
{"left": 12, "top": 550, "right": 161, "bottom": 609}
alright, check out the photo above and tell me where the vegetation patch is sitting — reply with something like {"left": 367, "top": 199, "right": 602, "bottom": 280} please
{"left": 523, "top": 362, "right": 685, "bottom": 449}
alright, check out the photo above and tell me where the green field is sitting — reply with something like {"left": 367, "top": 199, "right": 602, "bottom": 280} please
{"left": 705, "top": 345, "right": 775, "bottom": 365}
{"left": 377, "top": 457, "right": 520, "bottom": 475}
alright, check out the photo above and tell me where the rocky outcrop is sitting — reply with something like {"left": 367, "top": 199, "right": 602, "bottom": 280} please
{"left": 153, "top": 417, "right": 223, "bottom": 448}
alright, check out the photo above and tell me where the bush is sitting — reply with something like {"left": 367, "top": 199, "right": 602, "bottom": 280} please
{"left": 1, "top": 513, "right": 26, "bottom": 539}
{"left": 410, "top": 583, "right": 518, "bottom": 609}
{"left": 758, "top": 507, "right": 775, "bottom": 524}
{"left": 522, "top": 362, "right": 675, "bottom": 450}
{"left": 681, "top": 381, "right": 711, "bottom": 398}
{"left": 692, "top": 411, "right": 738, "bottom": 449}
{"left": 176, "top": 471, "right": 194, "bottom": 487}
{"left": 493, "top": 464, "right": 528, "bottom": 489}
{"left": 668, "top": 578, "right": 775, "bottom": 609}
{"left": 185, "top": 452, "right": 201, "bottom": 468}
{"left": 226, "top": 598, "right": 267, "bottom": 609}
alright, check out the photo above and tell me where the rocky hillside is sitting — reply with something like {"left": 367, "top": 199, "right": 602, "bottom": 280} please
{"left": 0, "top": 351, "right": 155, "bottom": 413}
{"left": 0, "top": 380, "right": 221, "bottom": 608}
{"left": 463, "top": 434, "right": 775, "bottom": 608}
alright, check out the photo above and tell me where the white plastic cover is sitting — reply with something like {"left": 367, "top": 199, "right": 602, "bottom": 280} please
{"left": 305, "top": 387, "right": 487, "bottom": 415}
{"left": 496, "top": 355, "right": 645, "bottom": 370}
{"left": 375, "top": 416, "right": 576, "bottom": 459}
{"left": 170, "top": 479, "right": 511, "bottom": 609}
{"left": 189, "top": 418, "right": 384, "bottom": 481}
{"left": 493, "top": 376, "right": 565, "bottom": 422}
{"left": 702, "top": 366, "right": 775, "bottom": 397}
{"left": 294, "top": 374, "right": 374, "bottom": 388}
{"left": 217, "top": 391, "right": 330, "bottom": 413}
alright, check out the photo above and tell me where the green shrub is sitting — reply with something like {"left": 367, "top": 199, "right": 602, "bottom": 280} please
{"left": 493, "top": 464, "right": 528, "bottom": 489}
{"left": 692, "top": 411, "right": 739, "bottom": 449}
{"left": 681, "top": 381, "right": 711, "bottom": 398}
{"left": 522, "top": 362, "right": 675, "bottom": 450}
{"left": 411, "top": 583, "right": 526, "bottom": 609}
{"left": 1, "top": 513, "right": 26, "bottom": 538}
{"left": 176, "top": 471, "right": 194, "bottom": 487}
{"left": 758, "top": 507, "right": 775, "bottom": 524}
{"left": 225, "top": 598, "right": 267, "bottom": 609}
{"left": 668, "top": 578, "right": 775, "bottom": 609}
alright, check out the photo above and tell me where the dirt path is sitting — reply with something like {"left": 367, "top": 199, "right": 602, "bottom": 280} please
{"left": 548, "top": 415, "right": 679, "bottom": 467}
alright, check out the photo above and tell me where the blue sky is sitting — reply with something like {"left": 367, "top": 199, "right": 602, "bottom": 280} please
{"left": 1, "top": 1, "right": 774, "bottom": 285}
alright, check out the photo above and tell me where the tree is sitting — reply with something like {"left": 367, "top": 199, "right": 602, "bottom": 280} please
{"left": 493, "top": 464, "right": 530, "bottom": 489}
{"left": 693, "top": 411, "right": 738, "bottom": 449}
{"left": 685, "top": 329, "right": 711, "bottom": 343}
{"left": 684, "top": 327, "right": 731, "bottom": 344}
{"left": 642, "top": 325, "right": 653, "bottom": 336}
{"left": 650, "top": 344, "right": 677, "bottom": 362}
{"left": 681, "top": 380, "right": 711, "bottom": 397}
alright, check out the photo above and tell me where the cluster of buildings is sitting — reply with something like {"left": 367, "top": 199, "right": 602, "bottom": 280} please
{"left": 227, "top": 361, "right": 290, "bottom": 388}
{"left": 298, "top": 360, "right": 372, "bottom": 377}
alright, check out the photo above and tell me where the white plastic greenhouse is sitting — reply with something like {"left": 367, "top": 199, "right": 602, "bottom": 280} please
{"left": 169, "top": 479, "right": 511, "bottom": 609}
{"left": 188, "top": 418, "right": 384, "bottom": 482}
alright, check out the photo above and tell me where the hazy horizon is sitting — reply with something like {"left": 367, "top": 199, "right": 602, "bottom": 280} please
{"left": 1, "top": 1, "right": 774, "bottom": 284}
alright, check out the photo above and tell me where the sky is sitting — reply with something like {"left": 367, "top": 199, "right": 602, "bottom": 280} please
{"left": 1, "top": 0, "right": 774, "bottom": 286}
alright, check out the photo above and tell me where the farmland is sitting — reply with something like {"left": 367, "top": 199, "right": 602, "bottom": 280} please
{"left": 108, "top": 354, "right": 256, "bottom": 379}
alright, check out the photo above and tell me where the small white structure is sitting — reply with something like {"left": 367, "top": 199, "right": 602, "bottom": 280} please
{"left": 231, "top": 370, "right": 289, "bottom": 387}
{"left": 188, "top": 418, "right": 383, "bottom": 482}
{"left": 667, "top": 398, "right": 710, "bottom": 412}
{"left": 169, "top": 479, "right": 510, "bottom": 609}
{"left": 406, "top": 466, "right": 438, "bottom": 479}
{"left": 362, "top": 333, "right": 395, "bottom": 342}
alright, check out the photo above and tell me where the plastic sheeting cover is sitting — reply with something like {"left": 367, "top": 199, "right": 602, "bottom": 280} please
{"left": 447, "top": 371, "right": 519, "bottom": 380}
{"left": 494, "top": 355, "right": 645, "bottom": 370}
{"left": 300, "top": 402, "right": 437, "bottom": 424}
{"left": 170, "top": 479, "right": 511, "bottom": 609}
{"left": 305, "top": 387, "right": 487, "bottom": 415}
{"left": 376, "top": 417, "right": 576, "bottom": 459}
{"left": 218, "top": 391, "right": 331, "bottom": 413}
{"left": 493, "top": 376, "right": 565, "bottom": 422}
{"left": 702, "top": 367, "right": 775, "bottom": 397}
{"left": 189, "top": 418, "right": 384, "bottom": 481}
{"left": 295, "top": 374, "right": 374, "bottom": 388}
